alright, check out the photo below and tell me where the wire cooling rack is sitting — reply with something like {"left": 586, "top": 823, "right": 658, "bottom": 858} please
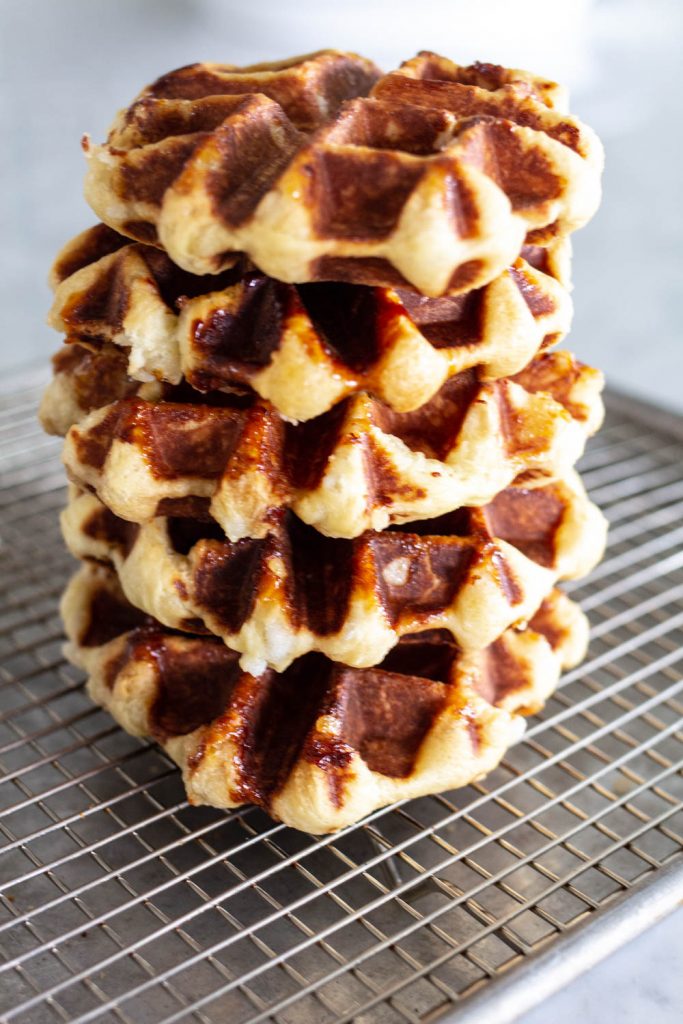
{"left": 0, "top": 367, "right": 682, "bottom": 1024}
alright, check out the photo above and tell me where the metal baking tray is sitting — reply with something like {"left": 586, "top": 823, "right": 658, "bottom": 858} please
{"left": 0, "top": 367, "right": 682, "bottom": 1024}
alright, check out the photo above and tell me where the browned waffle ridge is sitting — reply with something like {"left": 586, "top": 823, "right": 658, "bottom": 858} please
{"left": 83, "top": 51, "right": 603, "bottom": 294}
{"left": 63, "top": 562, "right": 589, "bottom": 832}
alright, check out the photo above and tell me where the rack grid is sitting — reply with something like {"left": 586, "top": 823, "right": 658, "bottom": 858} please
{"left": 0, "top": 368, "right": 682, "bottom": 1024}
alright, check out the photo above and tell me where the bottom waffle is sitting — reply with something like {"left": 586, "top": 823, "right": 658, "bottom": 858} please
{"left": 63, "top": 563, "right": 588, "bottom": 833}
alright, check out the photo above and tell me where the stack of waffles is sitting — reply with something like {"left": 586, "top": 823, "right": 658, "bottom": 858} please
{"left": 41, "top": 50, "right": 606, "bottom": 833}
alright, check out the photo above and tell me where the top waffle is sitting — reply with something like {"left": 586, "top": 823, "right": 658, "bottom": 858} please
{"left": 84, "top": 50, "right": 603, "bottom": 295}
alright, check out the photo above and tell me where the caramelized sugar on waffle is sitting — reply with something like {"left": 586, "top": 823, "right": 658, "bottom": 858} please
{"left": 51, "top": 348, "right": 603, "bottom": 539}
{"left": 62, "top": 472, "right": 605, "bottom": 672}
{"left": 62, "top": 563, "right": 588, "bottom": 832}
{"left": 83, "top": 50, "right": 602, "bottom": 294}
{"left": 48, "top": 224, "right": 572, "bottom": 419}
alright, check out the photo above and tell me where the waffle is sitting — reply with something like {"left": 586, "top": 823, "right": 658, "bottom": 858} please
{"left": 62, "top": 470, "right": 605, "bottom": 673}
{"left": 83, "top": 51, "right": 603, "bottom": 294}
{"left": 56, "top": 349, "right": 603, "bottom": 540}
{"left": 63, "top": 562, "right": 588, "bottom": 832}
{"left": 38, "top": 343, "right": 158, "bottom": 438}
{"left": 48, "top": 224, "right": 572, "bottom": 420}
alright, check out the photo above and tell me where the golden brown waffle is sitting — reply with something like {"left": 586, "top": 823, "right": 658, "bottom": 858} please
{"left": 48, "top": 224, "right": 572, "bottom": 420}
{"left": 62, "top": 471, "right": 605, "bottom": 672}
{"left": 83, "top": 51, "right": 603, "bottom": 294}
{"left": 55, "top": 350, "right": 603, "bottom": 539}
{"left": 63, "top": 562, "right": 588, "bottom": 832}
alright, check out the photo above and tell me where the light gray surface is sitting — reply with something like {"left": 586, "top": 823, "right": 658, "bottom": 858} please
{"left": 518, "top": 906, "right": 683, "bottom": 1024}
{"left": 570, "top": 0, "right": 683, "bottom": 415}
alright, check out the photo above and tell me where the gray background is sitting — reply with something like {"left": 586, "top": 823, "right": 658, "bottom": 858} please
{"left": 0, "top": 1, "right": 681, "bottom": 1020}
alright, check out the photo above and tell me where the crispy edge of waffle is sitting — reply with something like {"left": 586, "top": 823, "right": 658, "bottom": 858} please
{"left": 61, "top": 470, "right": 606, "bottom": 672}
{"left": 47, "top": 225, "right": 573, "bottom": 419}
{"left": 62, "top": 563, "right": 588, "bottom": 832}
{"left": 55, "top": 351, "right": 604, "bottom": 541}
{"left": 82, "top": 53, "right": 602, "bottom": 293}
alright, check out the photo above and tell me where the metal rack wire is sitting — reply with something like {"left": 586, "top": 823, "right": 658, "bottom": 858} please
{"left": 0, "top": 368, "right": 682, "bottom": 1024}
